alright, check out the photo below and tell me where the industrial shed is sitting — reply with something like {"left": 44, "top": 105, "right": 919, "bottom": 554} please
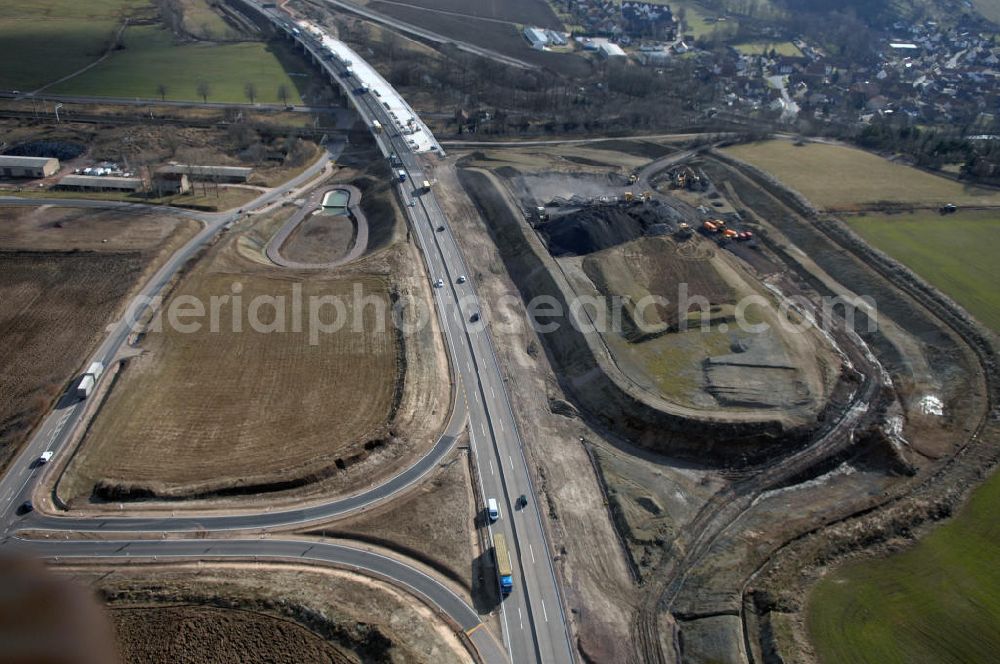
{"left": 598, "top": 42, "right": 628, "bottom": 59}
{"left": 159, "top": 164, "right": 253, "bottom": 183}
{"left": 0, "top": 155, "right": 60, "bottom": 178}
{"left": 152, "top": 170, "right": 191, "bottom": 195}
{"left": 57, "top": 175, "right": 144, "bottom": 192}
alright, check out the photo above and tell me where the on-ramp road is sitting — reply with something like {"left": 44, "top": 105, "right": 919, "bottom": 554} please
{"left": 3, "top": 4, "right": 576, "bottom": 662}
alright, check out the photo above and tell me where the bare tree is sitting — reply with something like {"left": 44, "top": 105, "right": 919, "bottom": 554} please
{"left": 244, "top": 82, "right": 257, "bottom": 105}
{"left": 196, "top": 80, "right": 210, "bottom": 103}
{"left": 156, "top": 83, "right": 167, "bottom": 101}
{"left": 277, "top": 84, "right": 290, "bottom": 106}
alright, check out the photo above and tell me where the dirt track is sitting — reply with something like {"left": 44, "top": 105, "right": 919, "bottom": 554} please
{"left": 439, "top": 141, "right": 998, "bottom": 664}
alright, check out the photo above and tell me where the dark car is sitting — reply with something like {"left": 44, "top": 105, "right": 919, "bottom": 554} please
{"left": 516, "top": 494, "right": 528, "bottom": 509}
{"left": 17, "top": 500, "right": 33, "bottom": 515}
{"left": 436, "top": 225, "right": 445, "bottom": 232}
{"left": 469, "top": 312, "right": 480, "bottom": 322}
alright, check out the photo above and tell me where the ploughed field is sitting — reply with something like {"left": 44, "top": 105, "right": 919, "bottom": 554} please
{"left": 0, "top": 251, "right": 146, "bottom": 471}
{"left": 366, "top": 0, "right": 562, "bottom": 25}
{"left": 60, "top": 272, "right": 399, "bottom": 502}
{"left": 365, "top": 0, "right": 592, "bottom": 76}
{"left": 0, "top": 205, "right": 195, "bottom": 473}
{"left": 112, "top": 605, "right": 354, "bottom": 664}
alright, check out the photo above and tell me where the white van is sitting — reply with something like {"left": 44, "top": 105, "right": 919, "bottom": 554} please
{"left": 38, "top": 450, "right": 53, "bottom": 464}
{"left": 487, "top": 498, "right": 499, "bottom": 522}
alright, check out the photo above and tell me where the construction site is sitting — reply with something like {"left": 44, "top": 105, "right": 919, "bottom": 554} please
{"left": 431, "top": 136, "right": 997, "bottom": 662}
{"left": 3, "top": 0, "right": 1000, "bottom": 661}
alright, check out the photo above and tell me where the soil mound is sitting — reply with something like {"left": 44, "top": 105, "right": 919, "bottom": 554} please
{"left": 539, "top": 203, "right": 682, "bottom": 256}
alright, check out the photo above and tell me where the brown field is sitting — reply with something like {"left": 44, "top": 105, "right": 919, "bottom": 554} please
{"left": 280, "top": 212, "right": 356, "bottom": 264}
{"left": 0, "top": 252, "right": 146, "bottom": 471}
{"left": 722, "top": 140, "right": 1000, "bottom": 210}
{"left": 365, "top": 0, "right": 563, "bottom": 27}
{"left": 111, "top": 605, "right": 353, "bottom": 664}
{"left": 365, "top": 1, "right": 592, "bottom": 76}
{"left": 60, "top": 271, "right": 400, "bottom": 502}
{"left": 0, "top": 206, "right": 197, "bottom": 473}
{"left": 64, "top": 562, "right": 470, "bottom": 664}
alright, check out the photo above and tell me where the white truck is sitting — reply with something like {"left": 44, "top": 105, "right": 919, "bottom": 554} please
{"left": 77, "top": 361, "right": 105, "bottom": 399}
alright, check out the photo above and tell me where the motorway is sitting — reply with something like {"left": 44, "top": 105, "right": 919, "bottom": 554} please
{"left": 1, "top": 3, "right": 574, "bottom": 663}
{"left": 263, "top": 8, "right": 574, "bottom": 661}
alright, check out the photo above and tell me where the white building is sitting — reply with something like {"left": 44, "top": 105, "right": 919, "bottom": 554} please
{"left": 0, "top": 155, "right": 60, "bottom": 178}
{"left": 598, "top": 42, "right": 627, "bottom": 59}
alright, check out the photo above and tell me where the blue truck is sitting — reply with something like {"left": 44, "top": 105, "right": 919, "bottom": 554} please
{"left": 493, "top": 533, "right": 514, "bottom": 596}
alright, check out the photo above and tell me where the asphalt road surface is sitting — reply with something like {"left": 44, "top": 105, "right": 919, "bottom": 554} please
{"left": 1, "top": 536, "right": 507, "bottom": 663}
{"left": 291, "top": 16, "right": 575, "bottom": 663}
{"left": 1, "top": 4, "right": 575, "bottom": 663}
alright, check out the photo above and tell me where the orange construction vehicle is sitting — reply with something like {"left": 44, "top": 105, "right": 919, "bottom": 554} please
{"left": 702, "top": 220, "right": 720, "bottom": 233}
{"left": 722, "top": 228, "right": 739, "bottom": 239}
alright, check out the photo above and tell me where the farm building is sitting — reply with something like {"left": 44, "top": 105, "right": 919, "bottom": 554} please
{"left": 523, "top": 27, "right": 568, "bottom": 50}
{"left": 524, "top": 27, "right": 550, "bottom": 50}
{"left": 159, "top": 164, "right": 253, "bottom": 183}
{"left": 57, "top": 174, "right": 143, "bottom": 192}
{"left": 598, "top": 42, "right": 628, "bottom": 59}
{"left": 0, "top": 155, "right": 60, "bottom": 178}
{"left": 152, "top": 169, "right": 191, "bottom": 195}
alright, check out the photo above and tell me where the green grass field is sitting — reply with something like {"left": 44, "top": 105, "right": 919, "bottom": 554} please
{"left": 724, "top": 141, "right": 1000, "bottom": 210}
{"left": 51, "top": 25, "right": 304, "bottom": 104}
{"left": 973, "top": 0, "right": 1000, "bottom": 23}
{"left": 179, "top": 0, "right": 233, "bottom": 39}
{"left": 0, "top": 1, "right": 151, "bottom": 90}
{"left": 734, "top": 41, "right": 801, "bottom": 56}
{"left": 846, "top": 210, "right": 1000, "bottom": 332}
{"left": 808, "top": 466, "right": 1000, "bottom": 663}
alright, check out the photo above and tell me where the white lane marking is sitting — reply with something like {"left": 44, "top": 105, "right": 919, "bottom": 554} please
{"left": 508, "top": 455, "right": 514, "bottom": 471}
{"left": 490, "top": 386, "right": 496, "bottom": 400}
{"left": 489, "top": 460, "right": 494, "bottom": 476}
{"left": 542, "top": 600, "right": 549, "bottom": 622}
{"left": 480, "top": 422, "right": 487, "bottom": 437}
{"left": 529, "top": 544, "right": 535, "bottom": 564}
{"left": 498, "top": 417, "right": 504, "bottom": 432}
{"left": 518, "top": 607, "right": 523, "bottom": 630}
